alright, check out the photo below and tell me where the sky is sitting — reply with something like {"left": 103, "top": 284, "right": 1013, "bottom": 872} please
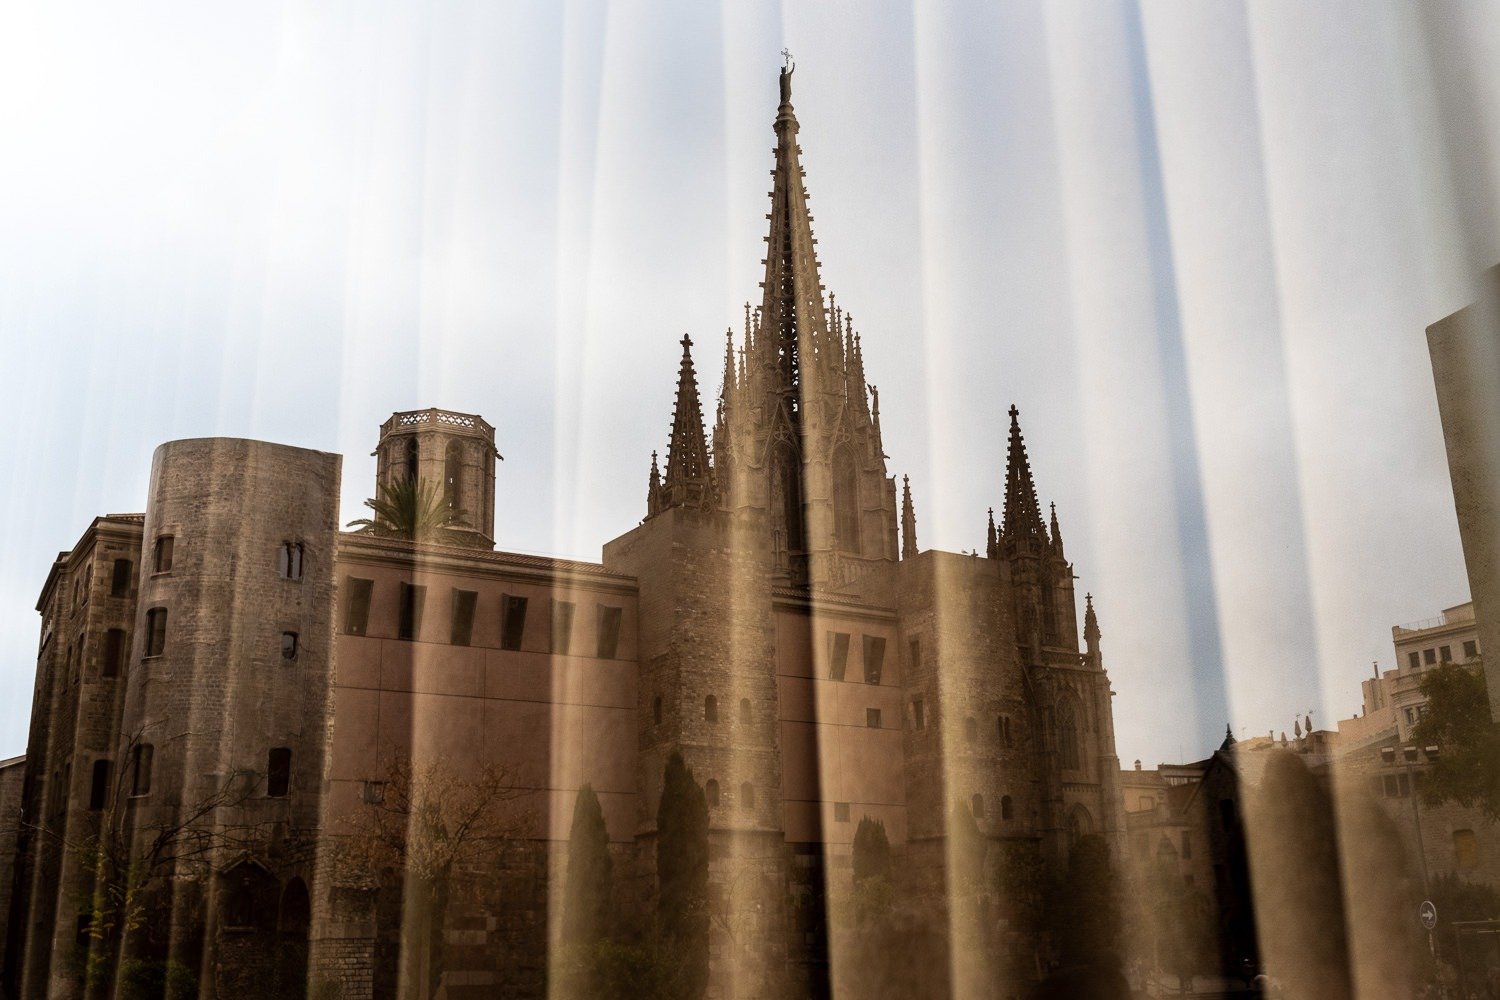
{"left": 1, "top": 0, "right": 1497, "bottom": 766}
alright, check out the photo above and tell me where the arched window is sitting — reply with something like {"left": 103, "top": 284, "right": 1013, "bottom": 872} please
{"left": 402, "top": 436, "right": 419, "bottom": 483}
{"left": 998, "top": 715, "right": 1012, "bottom": 746}
{"left": 653, "top": 695, "right": 663, "bottom": 726}
{"left": 739, "top": 698, "right": 752, "bottom": 724}
{"left": 706, "top": 779, "right": 720, "bottom": 808}
{"left": 444, "top": 440, "right": 464, "bottom": 514}
{"left": 833, "top": 447, "right": 860, "bottom": 553}
{"left": 769, "top": 443, "right": 804, "bottom": 565}
{"left": 964, "top": 716, "right": 977, "bottom": 744}
{"left": 704, "top": 695, "right": 718, "bottom": 723}
{"left": 1067, "top": 806, "right": 1093, "bottom": 852}
{"left": 971, "top": 794, "right": 985, "bottom": 818}
{"left": 1057, "top": 695, "right": 1082, "bottom": 771}
{"left": 1000, "top": 795, "right": 1013, "bottom": 820}
{"left": 740, "top": 782, "right": 755, "bottom": 810}
{"left": 224, "top": 876, "right": 255, "bottom": 930}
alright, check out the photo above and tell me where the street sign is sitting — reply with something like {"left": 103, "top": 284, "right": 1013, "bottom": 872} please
{"left": 1420, "top": 900, "right": 1438, "bottom": 930}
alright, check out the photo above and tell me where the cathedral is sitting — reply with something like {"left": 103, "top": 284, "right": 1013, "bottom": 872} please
{"left": 3, "top": 63, "right": 1123, "bottom": 999}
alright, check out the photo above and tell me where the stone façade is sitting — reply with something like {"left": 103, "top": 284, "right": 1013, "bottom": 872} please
{"left": 3, "top": 64, "right": 1126, "bottom": 1000}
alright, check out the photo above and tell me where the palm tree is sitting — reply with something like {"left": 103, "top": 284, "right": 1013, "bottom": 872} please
{"left": 347, "top": 477, "right": 481, "bottom": 546}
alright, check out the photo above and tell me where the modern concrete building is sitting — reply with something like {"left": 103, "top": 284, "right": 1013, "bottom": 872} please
{"left": 1, "top": 65, "right": 1126, "bottom": 999}
{"left": 1427, "top": 266, "right": 1500, "bottom": 721}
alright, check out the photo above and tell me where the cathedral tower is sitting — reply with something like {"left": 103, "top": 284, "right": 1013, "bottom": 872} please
{"left": 373, "top": 408, "right": 499, "bottom": 548}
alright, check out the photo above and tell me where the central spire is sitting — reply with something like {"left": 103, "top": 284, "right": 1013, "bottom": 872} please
{"left": 758, "top": 58, "right": 832, "bottom": 406}
{"left": 1001, "top": 405, "right": 1047, "bottom": 550}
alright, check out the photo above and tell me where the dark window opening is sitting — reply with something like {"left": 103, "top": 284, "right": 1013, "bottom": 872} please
{"left": 144, "top": 608, "right": 168, "bottom": 657}
{"left": 1424, "top": 648, "right": 1437, "bottom": 664}
{"left": 551, "top": 600, "right": 575, "bottom": 655}
{"left": 76, "top": 914, "right": 92, "bottom": 946}
{"left": 344, "top": 577, "right": 374, "bottom": 635}
{"left": 362, "top": 780, "right": 386, "bottom": 805}
{"left": 912, "top": 698, "right": 925, "bottom": 730}
{"left": 1441, "top": 645, "right": 1453, "bottom": 662}
{"left": 131, "top": 744, "right": 154, "bottom": 796}
{"left": 1464, "top": 640, "right": 1479, "bottom": 659}
{"left": 451, "top": 589, "right": 477, "bottom": 646}
{"left": 444, "top": 440, "right": 464, "bottom": 514}
{"left": 1001, "top": 795, "right": 1014, "bottom": 820}
{"left": 866, "top": 708, "right": 881, "bottom": 729}
{"left": 277, "top": 542, "right": 304, "bottom": 581}
{"left": 653, "top": 694, "right": 663, "bottom": 726}
{"left": 863, "top": 635, "right": 886, "bottom": 685}
{"left": 908, "top": 638, "right": 921, "bottom": 671}
{"left": 706, "top": 779, "right": 720, "bottom": 807}
{"left": 705, "top": 695, "right": 719, "bottom": 723}
{"left": 597, "top": 605, "right": 623, "bottom": 659}
{"left": 402, "top": 436, "right": 419, "bottom": 484}
{"left": 1408, "top": 651, "right": 1421, "bottom": 670}
{"left": 828, "top": 632, "right": 850, "bottom": 681}
{"left": 740, "top": 782, "right": 755, "bottom": 810}
{"left": 1058, "top": 698, "right": 1082, "bottom": 770}
{"left": 501, "top": 595, "right": 528, "bottom": 650}
{"left": 102, "top": 629, "right": 125, "bottom": 678}
{"left": 153, "top": 535, "right": 174, "bottom": 573}
{"left": 739, "top": 698, "right": 752, "bottom": 724}
{"left": 89, "top": 759, "right": 111, "bottom": 810}
{"left": 111, "top": 558, "right": 132, "bottom": 597}
{"left": 267, "top": 748, "right": 292, "bottom": 797}
{"left": 281, "top": 632, "right": 298, "bottom": 661}
{"left": 398, "top": 582, "right": 426, "bottom": 641}
{"left": 998, "top": 715, "right": 1013, "bottom": 746}
{"left": 972, "top": 794, "right": 984, "bottom": 819}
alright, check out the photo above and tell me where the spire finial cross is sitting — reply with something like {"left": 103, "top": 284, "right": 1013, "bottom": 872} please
{"left": 781, "top": 48, "right": 795, "bottom": 70}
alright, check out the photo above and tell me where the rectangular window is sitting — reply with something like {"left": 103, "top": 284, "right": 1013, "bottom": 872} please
{"left": 1454, "top": 829, "right": 1480, "bottom": 868}
{"left": 1397, "top": 772, "right": 1411, "bottom": 797}
{"left": 131, "top": 744, "right": 154, "bottom": 796}
{"left": 501, "top": 595, "right": 528, "bottom": 650}
{"left": 1408, "top": 651, "right": 1420, "bottom": 670}
{"left": 111, "top": 558, "right": 132, "bottom": 597}
{"left": 398, "top": 582, "right": 426, "bottom": 641}
{"left": 278, "top": 541, "right": 304, "bottom": 581}
{"left": 1404, "top": 707, "right": 1416, "bottom": 725}
{"left": 551, "top": 600, "right": 575, "bottom": 655}
{"left": 1464, "top": 640, "right": 1479, "bottom": 659}
{"left": 1424, "top": 648, "right": 1437, "bottom": 665}
{"left": 153, "top": 535, "right": 174, "bottom": 574}
{"left": 863, "top": 635, "right": 886, "bottom": 685}
{"left": 451, "top": 590, "right": 478, "bottom": 646}
{"left": 144, "top": 608, "right": 167, "bottom": 657}
{"left": 344, "top": 577, "right": 374, "bottom": 635}
{"left": 89, "top": 759, "right": 111, "bottom": 811}
{"left": 866, "top": 708, "right": 881, "bottom": 729}
{"left": 834, "top": 802, "right": 850, "bottom": 822}
{"left": 362, "top": 780, "right": 386, "bottom": 805}
{"left": 828, "top": 632, "right": 850, "bottom": 681}
{"left": 267, "top": 747, "right": 292, "bottom": 797}
{"left": 912, "top": 697, "right": 926, "bottom": 730}
{"left": 102, "top": 629, "right": 125, "bottom": 678}
{"left": 281, "top": 632, "right": 299, "bottom": 661}
{"left": 597, "top": 605, "right": 623, "bottom": 659}
{"left": 909, "top": 638, "right": 921, "bottom": 671}
{"left": 1440, "top": 645, "right": 1453, "bottom": 662}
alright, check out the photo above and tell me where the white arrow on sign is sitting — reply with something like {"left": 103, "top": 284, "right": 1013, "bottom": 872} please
{"left": 1420, "top": 900, "right": 1438, "bottom": 930}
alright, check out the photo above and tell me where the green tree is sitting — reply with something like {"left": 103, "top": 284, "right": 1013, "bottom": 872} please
{"left": 1411, "top": 662, "right": 1500, "bottom": 820}
{"left": 346, "top": 476, "right": 482, "bottom": 546}
{"left": 656, "top": 753, "right": 708, "bottom": 999}
{"left": 851, "top": 816, "right": 894, "bottom": 923}
{"left": 563, "top": 784, "right": 614, "bottom": 949}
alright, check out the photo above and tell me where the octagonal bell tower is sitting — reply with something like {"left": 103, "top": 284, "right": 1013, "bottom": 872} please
{"left": 374, "top": 408, "right": 499, "bottom": 548}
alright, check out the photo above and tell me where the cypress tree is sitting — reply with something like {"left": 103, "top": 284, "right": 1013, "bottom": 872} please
{"left": 656, "top": 753, "right": 709, "bottom": 998}
{"left": 851, "top": 816, "right": 891, "bottom": 886}
{"left": 563, "top": 783, "right": 613, "bottom": 948}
